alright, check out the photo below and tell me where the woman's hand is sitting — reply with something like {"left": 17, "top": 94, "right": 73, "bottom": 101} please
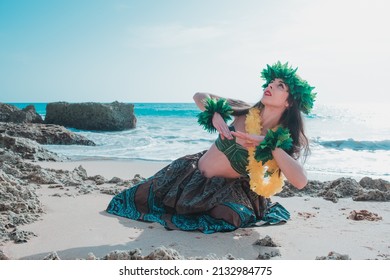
{"left": 212, "top": 113, "right": 233, "bottom": 140}
{"left": 231, "top": 131, "right": 264, "bottom": 148}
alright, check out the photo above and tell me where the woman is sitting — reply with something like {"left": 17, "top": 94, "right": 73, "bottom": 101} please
{"left": 106, "top": 61, "right": 316, "bottom": 233}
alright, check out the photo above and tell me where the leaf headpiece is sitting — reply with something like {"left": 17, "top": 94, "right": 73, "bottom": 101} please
{"left": 261, "top": 61, "right": 316, "bottom": 114}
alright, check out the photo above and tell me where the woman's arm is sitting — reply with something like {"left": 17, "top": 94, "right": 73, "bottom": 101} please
{"left": 271, "top": 148, "right": 307, "bottom": 189}
{"left": 193, "top": 92, "right": 234, "bottom": 140}
{"left": 231, "top": 131, "right": 308, "bottom": 189}
{"left": 193, "top": 92, "right": 252, "bottom": 112}
{"left": 193, "top": 92, "right": 218, "bottom": 111}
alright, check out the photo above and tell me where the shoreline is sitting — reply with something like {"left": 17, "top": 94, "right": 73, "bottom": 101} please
{"left": 37, "top": 158, "right": 170, "bottom": 180}
{"left": 37, "top": 158, "right": 378, "bottom": 183}
{"left": 1, "top": 158, "right": 389, "bottom": 260}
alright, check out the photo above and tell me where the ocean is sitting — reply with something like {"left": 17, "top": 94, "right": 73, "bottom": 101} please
{"left": 9, "top": 102, "right": 390, "bottom": 181}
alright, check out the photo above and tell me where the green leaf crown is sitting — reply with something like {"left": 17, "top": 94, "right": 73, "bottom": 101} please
{"left": 261, "top": 61, "right": 316, "bottom": 114}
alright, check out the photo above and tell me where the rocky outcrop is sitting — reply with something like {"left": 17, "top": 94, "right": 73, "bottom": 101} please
{"left": 0, "top": 147, "right": 145, "bottom": 245}
{"left": 43, "top": 246, "right": 239, "bottom": 260}
{"left": 45, "top": 101, "right": 137, "bottom": 131}
{"left": 0, "top": 133, "right": 64, "bottom": 161}
{"left": 0, "top": 103, "right": 43, "bottom": 123}
{"left": 101, "top": 246, "right": 185, "bottom": 260}
{"left": 279, "top": 177, "right": 390, "bottom": 202}
{"left": 0, "top": 122, "right": 95, "bottom": 146}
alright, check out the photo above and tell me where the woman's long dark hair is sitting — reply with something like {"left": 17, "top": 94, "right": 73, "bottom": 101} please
{"left": 227, "top": 95, "right": 310, "bottom": 162}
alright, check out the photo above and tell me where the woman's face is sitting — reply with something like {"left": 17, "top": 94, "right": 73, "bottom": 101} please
{"left": 261, "top": 78, "right": 290, "bottom": 109}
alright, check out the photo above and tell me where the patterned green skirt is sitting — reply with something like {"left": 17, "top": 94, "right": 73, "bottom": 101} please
{"left": 106, "top": 151, "right": 289, "bottom": 233}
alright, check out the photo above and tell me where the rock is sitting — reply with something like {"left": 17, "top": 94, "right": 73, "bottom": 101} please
{"left": 315, "top": 251, "right": 351, "bottom": 260}
{"left": 0, "top": 250, "right": 10, "bottom": 260}
{"left": 102, "top": 247, "right": 184, "bottom": 260}
{"left": 188, "top": 253, "right": 239, "bottom": 260}
{"left": 45, "top": 101, "right": 137, "bottom": 131}
{"left": 102, "top": 249, "right": 144, "bottom": 260}
{"left": 144, "top": 246, "right": 184, "bottom": 260}
{"left": 353, "top": 177, "right": 390, "bottom": 201}
{"left": 359, "top": 177, "right": 390, "bottom": 192}
{"left": 88, "top": 175, "right": 106, "bottom": 185}
{"left": 73, "top": 165, "right": 88, "bottom": 180}
{"left": 100, "top": 186, "right": 124, "bottom": 195}
{"left": 0, "top": 134, "right": 63, "bottom": 161}
{"left": 277, "top": 180, "right": 324, "bottom": 197}
{"left": 86, "top": 252, "right": 97, "bottom": 260}
{"left": 253, "top": 235, "right": 279, "bottom": 247}
{"left": 108, "top": 177, "right": 123, "bottom": 184}
{"left": 131, "top": 174, "right": 145, "bottom": 185}
{"left": 0, "top": 103, "right": 43, "bottom": 123}
{"left": 318, "top": 178, "right": 362, "bottom": 203}
{"left": 279, "top": 177, "right": 390, "bottom": 202}
{"left": 22, "top": 105, "right": 44, "bottom": 123}
{"left": 257, "top": 250, "right": 281, "bottom": 260}
{"left": 353, "top": 190, "right": 390, "bottom": 201}
{"left": 0, "top": 147, "right": 106, "bottom": 244}
{"left": 9, "top": 229, "right": 37, "bottom": 243}
{"left": 43, "top": 252, "right": 61, "bottom": 260}
{"left": 0, "top": 177, "right": 43, "bottom": 243}
{"left": 0, "top": 122, "right": 95, "bottom": 146}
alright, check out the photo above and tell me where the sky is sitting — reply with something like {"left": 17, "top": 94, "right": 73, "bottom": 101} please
{"left": 0, "top": 0, "right": 389, "bottom": 104}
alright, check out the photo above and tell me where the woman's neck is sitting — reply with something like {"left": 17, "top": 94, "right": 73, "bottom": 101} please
{"left": 260, "top": 105, "right": 285, "bottom": 131}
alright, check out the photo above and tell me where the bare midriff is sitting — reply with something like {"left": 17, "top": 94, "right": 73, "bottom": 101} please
{"left": 198, "top": 144, "right": 242, "bottom": 179}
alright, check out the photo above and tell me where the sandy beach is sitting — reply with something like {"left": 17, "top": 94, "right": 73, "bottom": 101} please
{"left": 1, "top": 159, "right": 389, "bottom": 260}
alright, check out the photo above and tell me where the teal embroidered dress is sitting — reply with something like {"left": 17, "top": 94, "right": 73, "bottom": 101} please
{"left": 106, "top": 140, "right": 290, "bottom": 233}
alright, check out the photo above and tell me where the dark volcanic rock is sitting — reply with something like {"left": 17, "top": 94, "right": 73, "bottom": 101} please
{"left": 318, "top": 178, "right": 362, "bottom": 203}
{"left": 45, "top": 101, "right": 137, "bottom": 131}
{"left": 353, "top": 177, "right": 390, "bottom": 201}
{"left": 0, "top": 122, "right": 95, "bottom": 146}
{"left": 279, "top": 177, "right": 390, "bottom": 202}
{"left": 278, "top": 180, "right": 324, "bottom": 197}
{"left": 359, "top": 177, "right": 390, "bottom": 192}
{"left": 0, "top": 103, "right": 43, "bottom": 123}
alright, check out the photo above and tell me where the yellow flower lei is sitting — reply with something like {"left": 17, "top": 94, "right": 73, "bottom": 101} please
{"left": 245, "top": 107, "right": 285, "bottom": 198}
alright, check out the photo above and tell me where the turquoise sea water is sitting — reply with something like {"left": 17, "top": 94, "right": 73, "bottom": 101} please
{"left": 8, "top": 102, "right": 390, "bottom": 180}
